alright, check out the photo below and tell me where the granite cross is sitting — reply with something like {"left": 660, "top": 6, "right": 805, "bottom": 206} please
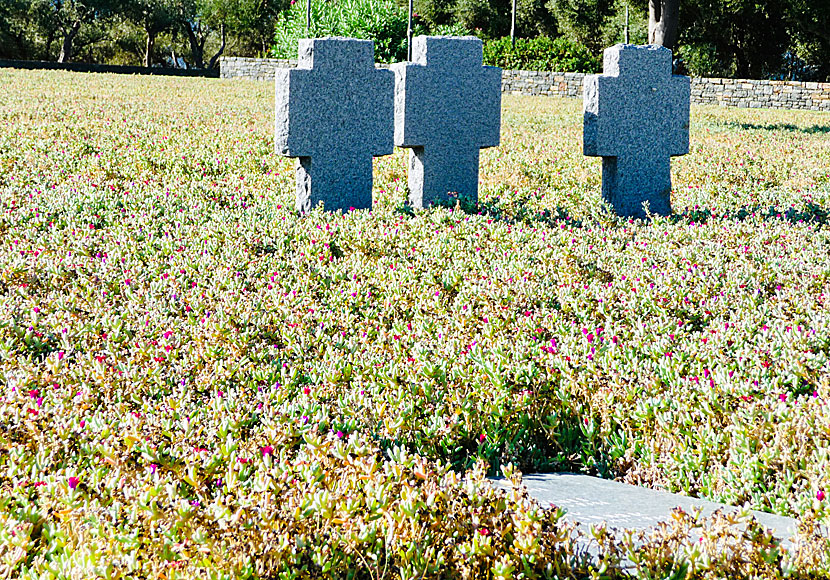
{"left": 392, "top": 36, "right": 502, "bottom": 208}
{"left": 275, "top": 38, "right": 394, "bottom": 212}
{"left": 583, "top": 44, "right": 690, "bottom": 219}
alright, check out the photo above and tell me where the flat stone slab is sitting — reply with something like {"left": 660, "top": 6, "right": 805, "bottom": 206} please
{"left": 491, "top": 473, "right": 798, "bottom": 548}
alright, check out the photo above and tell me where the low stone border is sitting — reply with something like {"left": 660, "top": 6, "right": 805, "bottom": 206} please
{"left": 0, "top": 59, "right": 219, "bottom": 78}
{"left": 220, "top": 56, "right": 830, "bottom": 111}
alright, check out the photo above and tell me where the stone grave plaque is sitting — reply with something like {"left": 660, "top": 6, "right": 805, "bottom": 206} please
{"left": 491, "top": 473, "right": 798, "bottom": 552}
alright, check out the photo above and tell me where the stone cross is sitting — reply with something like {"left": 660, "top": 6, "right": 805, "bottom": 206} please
{"left": 392, "top": 36, "right": 502, "bottom": 208}
{"left": 583, "top": 44, "right": 690, "bottom": 219}
{"left": 275, "top": 38, "right": 394, "bottom": 212}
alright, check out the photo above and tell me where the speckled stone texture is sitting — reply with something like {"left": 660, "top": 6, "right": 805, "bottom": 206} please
{"left": 392, "top": 36, "right": 502, "bottom": 208}
{"left": 584, "top": 44, "right": 690, "bottom": 219}
{"left": 275, "top": 38, "right": 394, "bottom": 212}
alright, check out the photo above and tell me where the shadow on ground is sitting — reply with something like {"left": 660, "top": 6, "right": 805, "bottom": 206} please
{"left": 719, "top": 121, "right": 830, "bottom": 134}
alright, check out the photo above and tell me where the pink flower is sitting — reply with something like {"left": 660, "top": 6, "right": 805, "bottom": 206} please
{"left": 261, "top": 445, "right": 274, "bottom": 456}
{"left": 478, "top": 434, "right": 486, "bottom": 443}
{"left": 818, "top": 490, "right": 826, "bottom": 502}
{"left": 124, "top": 279, "right": 131, "bottom": 286}
{"left": 67, "top": 477, "right": 79, "bottom": 490}
{"left": 779, "top": 393, "right": 787, "bottom": 402}
{"left": 302, "top": 386, "right": 311, "bottom": 395}
{"left": 336, "top": 430, "right": 345, "bottom": 439}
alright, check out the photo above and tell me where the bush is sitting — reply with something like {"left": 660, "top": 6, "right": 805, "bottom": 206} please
{"left": 677, "top": 42, "right": 735, "bottom": 78}
{"left": 483, "top": 35, "right": 600, "bottom": 72}
{"left": 271, "top": 0, "right": 428, "bottom": 63}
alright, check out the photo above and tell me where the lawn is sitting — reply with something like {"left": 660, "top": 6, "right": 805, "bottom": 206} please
{"left": 1, "top": 68, "right": 829, "bottom": 578}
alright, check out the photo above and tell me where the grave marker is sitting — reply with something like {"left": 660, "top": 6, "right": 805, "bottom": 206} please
{"left": 392, "top": 36, "right": 502, "bottom": 208}
{"left": 275, "top": 38, "right": 394, "bottom": 212}
{"left": 583, "top": 44, "right": 690, "bottom": 219}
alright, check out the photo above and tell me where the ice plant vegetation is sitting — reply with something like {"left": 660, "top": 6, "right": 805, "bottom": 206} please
{"left": 1, "top": 69, "right": 830, "bottom": 578}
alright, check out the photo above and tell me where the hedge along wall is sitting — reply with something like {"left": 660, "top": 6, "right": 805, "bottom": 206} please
{"left": 220, "top": 56, "right": 830, "bottom": 111}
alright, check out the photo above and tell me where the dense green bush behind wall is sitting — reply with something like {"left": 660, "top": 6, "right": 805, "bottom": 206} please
{"left": 483, "top": 35, "right": 600, "bottom": 72}
{"left": 271, "top": 0, "right": 597, "bottom": 72}
{"left": 271, "top": 0, "right": 428, "bottom": 62}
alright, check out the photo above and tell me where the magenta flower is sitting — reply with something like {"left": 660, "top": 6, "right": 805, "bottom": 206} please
{"left": 261, "top": 445, "right": 274, "bottom": 456}
{"left": 818, "top": 490, "right": 826, "bottom": 502}
{"left": 67, "top": 477, "right": 79, "bottom": 490}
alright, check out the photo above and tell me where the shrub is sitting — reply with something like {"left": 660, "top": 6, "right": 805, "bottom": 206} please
{"left": 271, "top": 0, "right": 428, "bottom": 63}
{"left": 483, "top": 35, "right": 600, "bottom": 72}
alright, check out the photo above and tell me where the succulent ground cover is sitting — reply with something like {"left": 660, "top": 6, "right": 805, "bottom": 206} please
{"left": 1, "top": 69, "right": 829, "bottom": 578}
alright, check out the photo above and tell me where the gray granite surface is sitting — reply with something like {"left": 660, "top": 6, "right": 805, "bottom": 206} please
{"left": 584, "top": 44, "right": 690, "bottom": 219}
{"left": 392, "top": 36, "right": 502, "bottom": 208}
{"left": 275, "top": 38, "right": 394, "bottom": 212}
{"left": 491, "top": 473, "right": 798, "bottom": 549}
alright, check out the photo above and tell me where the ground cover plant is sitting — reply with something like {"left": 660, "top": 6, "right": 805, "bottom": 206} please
{"left": 1, "top": 69, "right": 829, "bottom": 578}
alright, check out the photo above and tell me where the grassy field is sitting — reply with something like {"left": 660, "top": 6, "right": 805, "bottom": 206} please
{"left": 1, "top": 69, "right": 830, "bottom": 578}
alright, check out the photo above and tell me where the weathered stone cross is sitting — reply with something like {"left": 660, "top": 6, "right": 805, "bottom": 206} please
{"left": 583, "top": 44, "right": 690, "bottom": 219}
{"left": 392, "top": 36, "right": 502, "bottom": 208}
{"left": 274, "top": 38, "right": 394, "bottom": 212}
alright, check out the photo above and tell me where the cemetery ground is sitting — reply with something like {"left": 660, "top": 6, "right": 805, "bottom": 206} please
{"left": 1, "top": 68, "right": 830, "bottom": 579}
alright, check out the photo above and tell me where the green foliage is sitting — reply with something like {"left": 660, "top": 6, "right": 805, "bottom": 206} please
{"left": 2, "top": 70, "right": 830, "bottom": 578}
{"left": 272, "top": 0, "right": 426, "bottom": 63}
{"left": 676, "top": 0, "right": 791, "bottom": 79}
{"left": 483, "top": 35, "right": 600, "bottom": 72}
{"left": 431, "top": 21, "right": 473, "bottom": 36}
{"left": 545, "top": 0, "right": 616, "bottom": 53}
{"left": 678, "top": 43, "right": 734, "bottom": 78}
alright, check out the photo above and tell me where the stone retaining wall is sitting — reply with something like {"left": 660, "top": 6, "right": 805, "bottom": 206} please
{"left": 220, "top": 56, "right": 830, "bottom": 111}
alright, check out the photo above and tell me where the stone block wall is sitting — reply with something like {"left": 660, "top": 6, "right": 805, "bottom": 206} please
{"left": 220, "top": 56, "right": 830, "bottom": 111}
{"left": 220, "top": 57, "right": 294, "bottom": 81}
{"left": 690, "top": 77, "right": 830, "bottom": 110}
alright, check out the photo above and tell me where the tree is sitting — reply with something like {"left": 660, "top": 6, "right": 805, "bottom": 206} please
{"left": 546, "top": 0, "right": 616, "bottom": 53}
{"left": 783, "top": 0, "right": 830, "bottom": 80}
{"left": 123, "top": 0, "right": 178, "bottom": 66}
{"left": 177, "top": 0, "right": 226, "bottom": 68}
{"left": 48, "top": 0, "right": 115, "bottom": 62}
{"left": 648, "top": 0, "right": 678, "bottom": 49}
{"left": 677, "top": 0, "right": 790, "bottom": 78}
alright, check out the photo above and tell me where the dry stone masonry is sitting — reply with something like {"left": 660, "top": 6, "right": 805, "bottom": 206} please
{"left": 392, "top": 36, "right": 502, "bottom": 208}
{"left": 226, "top": 56, "right": 829, "bottom": 112}
{"left": 274, "top": 38, "right": 394, "bottom": 212}
{"left": 583, "top": 44, "right": 690, "bottom": 219}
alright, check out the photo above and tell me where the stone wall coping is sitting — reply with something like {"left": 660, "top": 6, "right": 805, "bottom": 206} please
{"left": 219, "top": 56, "right": 830, "bottom": 111}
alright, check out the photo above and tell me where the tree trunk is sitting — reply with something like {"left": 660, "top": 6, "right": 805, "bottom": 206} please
{"left": 183, "top": 22, "right": 205, "bottom": 69}
{"left": 144, "top": 30, "right": 155, "bottom": 67}
{"left": 45, "top": 27, "right": 55, "bottom": 60}
{"left": 648, "top": 0, "right": 680, "bottom": 51}
{"left": 58, "top": 20, "right": 82, "bottom": 63}
{"left": 207, "top": 23, "right": 226, "bottom": 70}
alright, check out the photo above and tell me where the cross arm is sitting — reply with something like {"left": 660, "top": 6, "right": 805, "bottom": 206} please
{"left": 274, "top": 68, "right": 313, "bottom": 158}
